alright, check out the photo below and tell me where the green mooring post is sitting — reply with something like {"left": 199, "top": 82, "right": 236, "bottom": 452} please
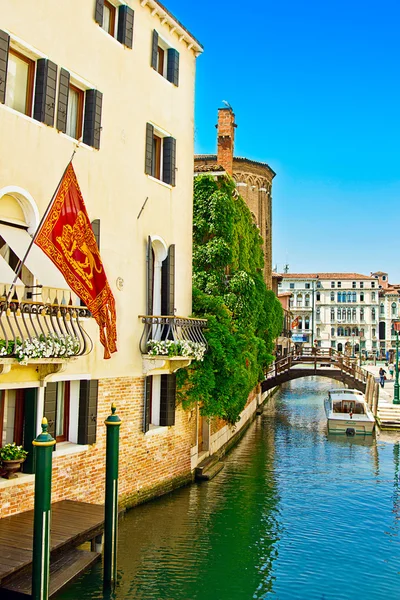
{"left": 104, "top": 403, "right": 122, "bottom": 588}
{"left": 32, "top": 417, "right": 56, "bottom": 600}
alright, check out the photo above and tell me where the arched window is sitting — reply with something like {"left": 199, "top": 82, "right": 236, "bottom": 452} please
{"left": 392, "top": 302, "right": 397, "bottom": 317}
{"left": 298, "top": 317, "right": 303, "bottom": 330}
{"left": 347, "top": 292, "right": 352, "bottom": 302}
{"left": 316, "top": 292, "right": 321, "bottom": 301}
{"left": 352, "top": 308, "right": 356, "bottom": 321}
{"left": 372, "top": 328, "right": 376, "bottom": 337}
{"left": 372, "top": 307, "right": 376, "bottom": 320}
{"left": 360, "top": 292, "right": 364, "bottom": 302}
{"left": 289, "top": 298, "right": 293, "bottom": 308}
{"left": 372, "top": 292, "right": 376, "bottom": 301}
{"left": 305, "top": 294, "right": 310, "bottom": 307}
{"left": 338, "top": 327, "right": 344, "bottom": 336}
{"left": 360, "top": 308, "right": 364, "bottom": 321}
{"left": 331, "top": 327, "right": 335, "bottom": 336}
{"left": 305, "top": 317, "right": 310, "bottom": 330}
{"left": 316, "top": 308, "right": 321, "bottom": 321}
{"left": 352, "top": 327, "right": 358, "bottom": 335}
{"left": 338, "top": 343, "right": 343, "bottom": 352}
{"left": 380, "top": 303, "right": 385, "bottom": 315}
{"left": 344, "top": 327, "right": 350, "bottom": 336}
{"left": 352, "top": 292, "right": 356, "bottom": 302}
{"left": 316, "top": 327, "right": 320, "bottom": 337}
{"left": 337, "top": 292, "right": 341, "bottom": 303}
{"left": 331, "top": 309, "right": 335, "bottom": 321}
{"left": 337, "top": 308, "right": 341, "bottom": 320}
{"left": 297, "top": 294, "right": 302, "bottom": 307}
{"left": 347, "top": 309, "right": 351, "bottom": 321}
{"left": 330, "top": 291, "right": 335, "bottom": 302}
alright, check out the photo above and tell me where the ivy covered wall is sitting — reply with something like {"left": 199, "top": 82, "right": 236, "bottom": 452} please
{"left": 177, "top": 175, "right": 283, "bottom": 424}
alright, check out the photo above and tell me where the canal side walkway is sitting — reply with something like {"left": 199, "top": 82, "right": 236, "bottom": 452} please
{"left": 363, "top": 364, "right": 400, "bottom": 428}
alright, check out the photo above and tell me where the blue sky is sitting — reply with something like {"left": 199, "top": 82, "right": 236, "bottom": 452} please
{"left": 166, "top": 0, "right": 400, "bottom": 281}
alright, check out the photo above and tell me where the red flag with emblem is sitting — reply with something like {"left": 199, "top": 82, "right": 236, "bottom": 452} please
{"left": 291, "top": 316, "right": 300, "bottom": 329}
{"left": 35, "top": 163, "right": 117, "bottom": 359}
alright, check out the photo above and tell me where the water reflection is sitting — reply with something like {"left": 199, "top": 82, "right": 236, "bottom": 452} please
{"left": 57, "top": 377, "right": 400, "bottom": 600}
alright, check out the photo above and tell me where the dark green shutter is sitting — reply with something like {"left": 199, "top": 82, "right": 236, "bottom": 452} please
{"left": 167, "top": 48, "right": 179, "bottom": 86}
{"left": 145, "top": 123, "right": 154, "bottom": 175}
{"left": 83, "top": 89, "right": 103, "bottom": 149}
{"left": 160, "top": 374, "right": 176, "bottom": 426}
{"left": 78, "top": 380, "right": 98, "bottom": 445}
{"left": 162, "top": 137, "right": 176, "bottom": 186}
{"left": 22, "top": 388, "right": 37, "bottom": 474}
{"left": 0, "top": 30, "right": 10, "bottom": 104}
{"left": 151, "top": 30, "right": 159, "bottom": 69}
{"left": 44, "top": 382, "right": 57, "bottom": 441}
{"left": 56, "top": 68, "right": 70, "bottom": 133}
{"left": 91, "top": 219, "right": 100, "bottom": 250}
{"left": 161, "top": 244, "right": 175, "bottom": 315}
{"left": 143, "top": 376, "right": 151, "bottom": 433}
{"left": 94, "top": 0, "right": 104, "bottom": 25}
{"left": 147, "top": 236, "right": 153, "bottom": 315}
{"left": 33, "top": 59, "right": 57, "bottom": 126}
{"left": 117, "top": 5, "right": 134, "bottom": 48}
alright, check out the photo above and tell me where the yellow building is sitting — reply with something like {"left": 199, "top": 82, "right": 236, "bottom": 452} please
{"left": 0, "top": 0, "right": 205, "bottom": 516}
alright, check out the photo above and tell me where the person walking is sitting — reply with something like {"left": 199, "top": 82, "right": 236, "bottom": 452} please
{"left": 379, "top": 367, "right": 387, "bottom": 388}
{"left": 389, "top": 363, "right": 395, "bottom": 380}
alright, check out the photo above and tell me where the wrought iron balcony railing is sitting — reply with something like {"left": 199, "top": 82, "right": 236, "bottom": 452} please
{"left": 0, "top": 287, "right": 92, "bottom": 362}
{"left": 139, "top": 315, "right": 208, "bottom": 360}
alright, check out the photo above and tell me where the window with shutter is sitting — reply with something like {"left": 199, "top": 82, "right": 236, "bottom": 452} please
{"left": 83, "top": 89, "right": 103, "bottom": 149}
{"left": 117, "top": 5, "right": 134, "bottom": 48}
{"left": 151, "top": 30, "right": 159, "bottom": 70}
{"left": 151, "top": 30, "right": 179, "bottom": 86}
{"left": 159, "top": 374, "right": 176, "bottom": 427}
{"left": 33, "top": 58, "right": 57, "bottom": 126}
{"left": 161, "top": 244, "right": 175, "bottom": 316}
{"left": 146, "top": 124, "right": 176, "bottom": 186}
{"left": 94, "top": 0, "right": 104, "bottom": 25}
{"left": 143, "top": 376, "right": 151, "bottom": 433}
{"left": 43, "top": 382, "right": 57, "bottom": 441}
{"left": 78, "top": 380, "right": 99, "bottom": 445}
{"left": 145, "top": 375, "right": 176, "bottom": 429}
{"left": 147, "top": 236, "right": 154, "bottom": 315}
{"left": 5, "top": 48, "right": 35, "bottom": 116}
{"left": 162, "top": 137, "right": 176, "bottom": 186}
{"left": 167, "top": 48, "right": 179, "bottom": 86}
{"left": 145, "top": 123, "right": 154, "bottom": 175}
{"left": 56, "top": 68, "right": 70, "bottom": 133}
{"left": 0, "top": 30, "right": 10, "bottom": 104}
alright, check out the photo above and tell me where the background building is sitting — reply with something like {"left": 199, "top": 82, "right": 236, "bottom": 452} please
{"left": 279, "top": 273, "right": 379, "bottom": 355}
{"left": 372, "top": 271, "right": 400, "bottom": 359}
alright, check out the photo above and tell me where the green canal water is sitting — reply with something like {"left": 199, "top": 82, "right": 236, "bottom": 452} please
{"left": 57, "top": 377, "right": 400, "bottom": 599}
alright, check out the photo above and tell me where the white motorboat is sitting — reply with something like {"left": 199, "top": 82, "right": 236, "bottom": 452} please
{"left": 324, "top": 389, "right": 375, "bottom": 435}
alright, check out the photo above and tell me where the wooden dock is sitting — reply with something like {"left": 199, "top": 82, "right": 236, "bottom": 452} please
{"left": 0, "top": 500, "right": 104, "bottom": 598}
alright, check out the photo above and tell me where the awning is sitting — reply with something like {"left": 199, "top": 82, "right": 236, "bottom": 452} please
{"left": 0, "top": 254, "right": 23, "bottom": 285}
{"left": 0, "top": 223, "right": 69, "bottom": 290}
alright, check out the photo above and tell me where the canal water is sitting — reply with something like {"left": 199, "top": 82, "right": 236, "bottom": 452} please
{"left": 57, "top": 377, "right": 400, "bottom": 599}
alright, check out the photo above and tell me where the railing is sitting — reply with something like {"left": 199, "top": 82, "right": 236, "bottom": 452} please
{"left": 139, "top": 315, "right": 208, "bottom": 357}
{"left": 0, "top": 292, "right": 92, "bottom": 361}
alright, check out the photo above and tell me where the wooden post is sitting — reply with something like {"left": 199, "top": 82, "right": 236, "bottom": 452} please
{"left": 365, "top": 377, "right": 371, "bottom": 407}
{"left": 372, "top": 382, "right": 379, "bottom": 416}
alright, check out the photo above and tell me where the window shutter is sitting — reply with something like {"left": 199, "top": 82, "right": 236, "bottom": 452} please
{"left": 83, "top": 89, "right": 103, "bottom": 149}
{"left": 43, "top": 382, "right": 57, "bottom": 441}
{"left": 117, "top": 5, "right": 134, "bottom": 48}
{"left": 0, "top": 30, "right": 10, "bottom": 104}
{"left": 159, "top": 374, "right": 176, "bottom": 426}
{"left": 33, "top": 59, "right": 57, "bottom": 126}
{"left": 94, "top": 0, "right": 104, "bottom": 25}
{"left": 147, "top": 235, "right": 154, "bottom": 315}
{"left": 143, "top": 376, "right": 151, "bottom": 433}
{"left": 162, "top": 137, "right": 176, "bottom": 186}
{"left": 167, "top": 48, "right": 179, "bottom": 86}
{"left": 161, "top": 244, "right": 175, "bottom": 315}
{"left": 78, "top": 380, "right": 98, "bottom": 445}
{"left": 56, "top": 68, "right": 70, "bottom": 133}
{"left": 145, "top": 122, "right": 154, "bottom": 175}
{"left": 91, "top": 219, "right": 100, "bottom": 250}
{"left": 151, "top": 30, "right": 158, "bottom": 69}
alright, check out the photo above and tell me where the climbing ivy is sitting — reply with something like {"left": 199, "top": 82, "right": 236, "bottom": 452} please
{"left": 177, "top": 175, "right": 283, "bottom": 424}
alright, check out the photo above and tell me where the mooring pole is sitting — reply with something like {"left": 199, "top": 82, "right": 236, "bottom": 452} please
{"left": 32, "top": 418, "right": 56, "bottom": 600}
{"left": 104, "top": 403, "right": 122, "bottom": 588}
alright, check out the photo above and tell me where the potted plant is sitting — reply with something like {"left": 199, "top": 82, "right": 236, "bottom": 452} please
{"left": 0, "top": 443, "right": 28, "bottom": 479}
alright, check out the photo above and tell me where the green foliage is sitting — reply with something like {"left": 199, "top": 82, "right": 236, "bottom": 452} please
{"left": 0, "top": 443, "right": 28, "bottom": 461}
{"left": 177, "top": 175, "right": 283, "bottom": 423}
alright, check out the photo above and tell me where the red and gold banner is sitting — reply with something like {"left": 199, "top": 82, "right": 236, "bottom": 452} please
{"left": 35, "top": 163, "right": 117, "bottom": 359}
{"left": 291, "top": 316, "right": 300, "bottom": 329}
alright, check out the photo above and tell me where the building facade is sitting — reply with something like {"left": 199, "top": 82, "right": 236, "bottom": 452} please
{"left": 0, "top": 0, "right": 208, "bottom": 517}
{"left": 279, "top": 273, "right": 380, "bottom": 355}
{"left": 372, "top": 271, "right": 400, "bottom": 359}
{"left": 194, "top": 108, "right": 275, "bottom": 289}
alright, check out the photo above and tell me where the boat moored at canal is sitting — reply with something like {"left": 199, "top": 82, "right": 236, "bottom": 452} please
{"left": 324, "top": 389, "right": 375, "bottom": 435}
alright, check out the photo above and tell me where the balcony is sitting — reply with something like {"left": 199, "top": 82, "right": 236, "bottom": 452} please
{"left": 139, "top": 315, "right": 208, "bottom": 375}
{"left": 0, "top": 286, "right": 91, "bottom": 372}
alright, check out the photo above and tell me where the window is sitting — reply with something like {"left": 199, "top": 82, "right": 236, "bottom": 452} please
{"left": 144, "top": 374, "right": 177, "bottom": 430}
{"left": 360, "top": 282, "right": 364, "bottom": 289}
{"left": 5, "top": 49, "right": 35, "bottom": 116}
{"left": 298, "top": 317, "right": 303, "bottom": 330}
{"left": 337, "top": 292, "right": 342, "bottom": 303}
{"left": 337, "top": 308, "right": 341, "bottom": 320}
{"left": 372, "top": 328, "right": 376, "bottom": 337}
{"left": 331, "top": 309, "right": 335, "bottom": 321}
{"left": 338, "top": 327, "right": 344, "bottom": 336}
{"left": 331, "top": 327, "right": 335, "bottom": 336}
{"left": 373, "top": 341, "right": 377, "bottom": 349}
{"left": 352, "top": 292, "right": 356, "bottom": 303}
{"left": 372, "top": 308, "right": 376, "bottom": 321}
{"left": 316, "top": 308, "right": 321, "bottom": 321}
{"left": 360, "top": 292, "right": 364, "bottom": 302}
{"left": 151, "top": 31, "right": 180, "bottom": 86}
{"left": 289, "top": 297, "right": 293, "bottom": 308}
{"left": 380, "top": 303, "right": 385, "bottom": 315}
{"left": 330, "top": 292, "right": 334, "bottom": 302}
{"left": 317, "top": 281, "right": 322, "bottom": 288}
{"left": 145, "top": 123, "right": 176, "bottom": 186}
{"left": 0, "top": 390, "right": 24, "bottom": 446}
{"left": 372, "top": 292, "right": 376, "bottom": 301}
{"left": 347, "top": 292, "right": 351, "bottom": 302}
{"left": 305, "top": 317, "right": 310, "bottom": 330}
{"left": 360, "top": 328, "right": 364, "bottom": 337}
{"left": 55, "top": 381, "right": 70, "bottom": 443}
{"left": 392, "top": 302, "right": 397, "bottom": 317}
{"left": 360, "top": 308, "right": 364, "bottom": 321}
{"left": 66, "top": 84, "right": 84, "bottom": 140}
{"left": 352, "top": 281, "right": 356, "bottom": 289}
{"left": 344, "top": 327, "right": 350, "bottom": 336}
{"left": 305, "top": 294, "right": 310, "bottom": 307}
{"left": 371, "top": 281, "right": 375, "bottom": 288}
{"left": 305, "top": 283, "right": 310, "bottom": 289}
{"left": 383, "top": 275, "right": 387, "bottom": 281}
{"left": 290, "top": 283, "right": 295, "bottom": 289}
{"left": 352, "top": 308, "right": 356, "bottom": 321}
{"left": 337, "top": 282, "right": 341, "bottom": 288}
{"left": 316, "top": 327, "right": 320, "bottom": 337}
{"left": 316, "top": 292, "right": 320, "bottom": 301}
{"left": 297, "top": 294, "right": 302, "bottom": 306}
{"left": 102, "top": 0, "right": 116, "bottom": 35}
{"left": 347, "top": 308, "right": 351, "bottom": 321}
{"left": 331, "top": 281, "right": 335, "bottom": 288}
{"left": 331, "top": 340, "right": 336, "bottom": 348}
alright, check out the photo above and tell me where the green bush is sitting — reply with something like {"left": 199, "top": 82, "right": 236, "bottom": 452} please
{"left": 177, "top": 175, "right": 283, "bottom": 423}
